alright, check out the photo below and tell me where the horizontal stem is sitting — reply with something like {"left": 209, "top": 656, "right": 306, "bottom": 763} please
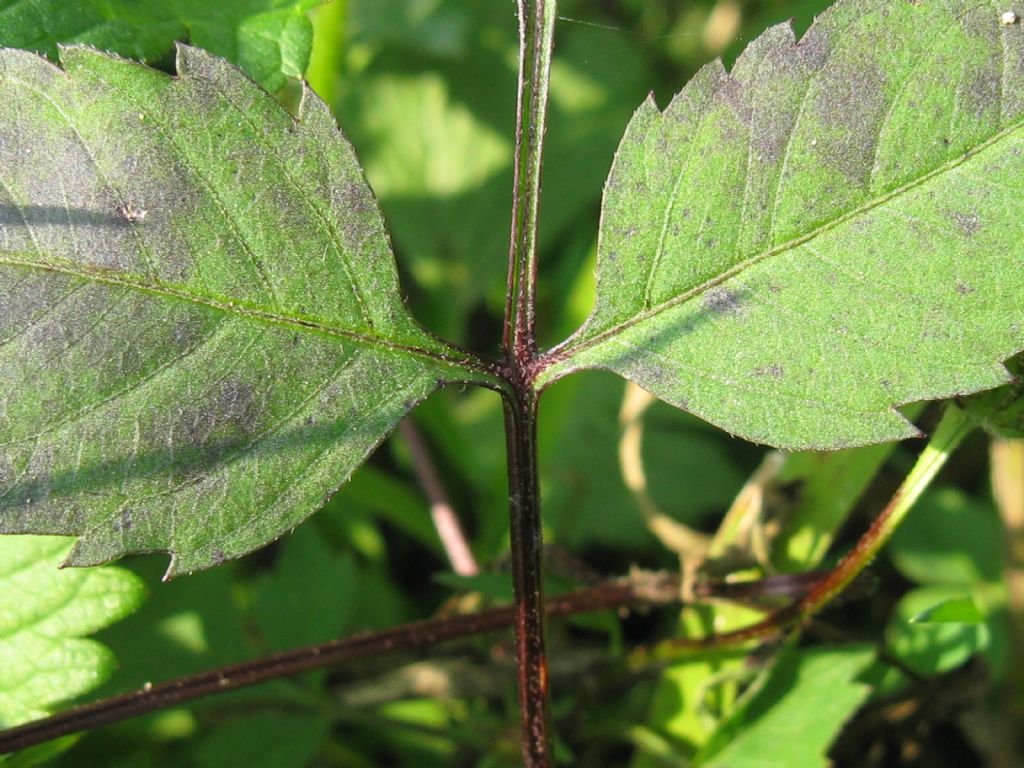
{"left": 0, "top": 572, "right": 679, "bottom": 756}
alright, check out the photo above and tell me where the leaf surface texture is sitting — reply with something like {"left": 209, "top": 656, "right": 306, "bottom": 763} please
{"left": 0, "top": 46, "right": 490, "bottom": 573}
{"left": 540, "top": 0, "right": 1024, "bottom": 449}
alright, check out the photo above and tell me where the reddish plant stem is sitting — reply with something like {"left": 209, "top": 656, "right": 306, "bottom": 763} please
{"left": 642, "top": 495, "right": 911, "bottom": 657}
{"left": 0, "top": 573, "right": 680, "bottom": 756}
{"left": 503, "top": 0, "right": 557, "bottom": 765}
{"left": 503, "top": 389, "right": 551, "bottom": 766}
{"left": 645, "top": 407, "right": 973, "bottom": 659}
{"left": 504, "top": 0, "right": 555, "bottom": 360}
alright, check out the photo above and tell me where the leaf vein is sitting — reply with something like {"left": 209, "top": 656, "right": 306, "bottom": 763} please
{"left": 85, "top": 68, "right": 285, "bottom": 311}
{"left": 0, "top": 253, "right": 495, "bottom": 377}
{"left": 9, "top": 75, "right": 162, "bottom": 281}
{"left": 546, "top": 118, "right": 1024, "bottom": 368}
{"left": 12, "top": 316, "right": 229, "bottom": 446}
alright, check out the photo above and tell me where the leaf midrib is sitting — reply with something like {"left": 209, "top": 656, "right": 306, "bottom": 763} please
{"left": 540, "top": 115, "right": 1024, "bottom": 375}
{"left": 0, "top": 252, "right": 499, "bottom": 378}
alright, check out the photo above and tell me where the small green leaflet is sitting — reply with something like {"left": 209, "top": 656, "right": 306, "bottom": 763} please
{"left": 0, "top": 45, "right": 495, "bottom": 575}
{"left": 910, "top": 596, "right": 985, "bottom": 624}
{"left": 0, "top": 536, "right": 144, "bottom": 729}
{"left": 963, "top": 353, "right": 1024, "bottom": 437}
{"left": 0, "top": 0, "right": 324, "bottom": 91}
{"left": 537, "top": 0, "right": 1024, "bottom": 450}
{"left": 695, "top": 645, "right": 875, "bottom": 768}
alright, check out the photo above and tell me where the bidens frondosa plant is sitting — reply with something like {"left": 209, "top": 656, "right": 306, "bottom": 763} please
{"left": 1, "top": 1, "right": 1023, "bottom": 766}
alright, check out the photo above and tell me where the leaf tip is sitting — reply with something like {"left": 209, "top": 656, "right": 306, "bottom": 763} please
{"left": 62, "top": 536, "right": 124, "bottom": 570}
{"left": 173, "top": 42, "right": 249, "bottom": 88}
{"left": 172, "top": 41, "right": 205, "bottom": 79}
{"left": 56, "top": 42, "right": 132, "bottom": 71}
{"left": 633, "top": 90, "right": 660, "bottom": 120}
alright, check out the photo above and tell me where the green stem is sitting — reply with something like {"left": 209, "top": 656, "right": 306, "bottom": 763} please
{"left": 642, "top": 405, "right": 975, "bottom": 659}
{"left": 797, "top": 404, "right": 973, "bottom": 608}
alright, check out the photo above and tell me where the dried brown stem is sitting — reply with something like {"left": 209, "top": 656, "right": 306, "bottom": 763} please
{"left": 398, "top": 418, "right": 479, "bottom": 576}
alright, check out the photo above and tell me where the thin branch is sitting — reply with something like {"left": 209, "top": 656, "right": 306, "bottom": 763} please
{"left": 0, "top": 572, "right": 680, "bottom": 756}
{"left": 618, "top": 383, "right": 711, "bottom": 562}
{"left": 398, "top": 418, "right": 479, "bottom": 576}
{"left": 639, "top": 405, "right": 975, "bottom": 661}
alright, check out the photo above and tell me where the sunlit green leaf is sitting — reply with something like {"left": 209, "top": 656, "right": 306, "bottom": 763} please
{"left": 0, "top": 0, "right": 324, "bottom": 91}
{"left": 0, "top": 536, "right": 144, "bottom": 729}
{"left": 886, "top": 586, "right": 990, "bottom": 677}
{"left": 695, "top": 644, "right": 875, "bottom": 767}
{"left": 0, "top": 45, "right": 495, "bottom": 575}
{"left": 540, "top": 0, "right": 1024, "bottom": 449}
{"left": 911, "top": 596, "right": 985, "bottom": 625}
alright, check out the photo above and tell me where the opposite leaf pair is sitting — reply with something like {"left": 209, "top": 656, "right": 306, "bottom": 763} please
{"left": 1, "top": 0, "right": 1022, "bottom": 579}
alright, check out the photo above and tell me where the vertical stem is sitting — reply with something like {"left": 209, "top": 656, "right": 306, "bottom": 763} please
{"left": 504, "top": 0, "right": 557, "bottom": 359}
{"left": 504, "top": 391, "right": 552, "bottom": 766}
{"left": 503, "top": 1, "right": 557, "bottom": 766}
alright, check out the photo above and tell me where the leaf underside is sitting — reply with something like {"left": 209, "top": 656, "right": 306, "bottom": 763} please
{"left": 539, "top": 0, "right": 1024, "bottom": 450}
{"left": 0, "top": 45, "right": 489, "bottom": 575}
{"left": 0, "top": 0, "right": 323, "bottom": 91}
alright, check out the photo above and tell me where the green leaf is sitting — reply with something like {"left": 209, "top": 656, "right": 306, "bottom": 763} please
{"left": 910, "top": 596, "right": 985, "bottom": 624}
{"left": 254, "top": 524, "right": 358, "bottom": 650}
{"left": 541, "top": 373, "right": 748, "bottom": 553}
{"left": 0, "top": 535, "right": 144, "bottom": 728}
{"left": 963, "top": 352, "right": 1024, "bottom": 438}
{"left": 889, "top": 488, "right": 1002, "bottom": 585}
{"left": 886, "top": 586, "right": 989, "bottom": 677}
{"left": 539, "top": 0, "right": 1024, "bottom": 450}
{"left": 194, "top": 713, "right": 328, "bottom": 768}
{"left": 769, "top": 433, "right": 906, "bottom": 570}
{"left": 90, "top": 557, "right": 249, "bottom": 694}
{"left": 0, "top": 45, "right": 495, "bottom": 575}
{"left": 695, "top": 644, "right": 875, "bottom": 767}
{"left": 232, "top": 7, "right": 316, "bottom": 92}
{"left": 0, "top": 0, "right": 323, "bottom": 91}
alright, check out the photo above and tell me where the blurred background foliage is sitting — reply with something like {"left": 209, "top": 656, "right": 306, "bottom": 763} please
{"left": 19, "top": 0, "right": 1022, "bottom": 765}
